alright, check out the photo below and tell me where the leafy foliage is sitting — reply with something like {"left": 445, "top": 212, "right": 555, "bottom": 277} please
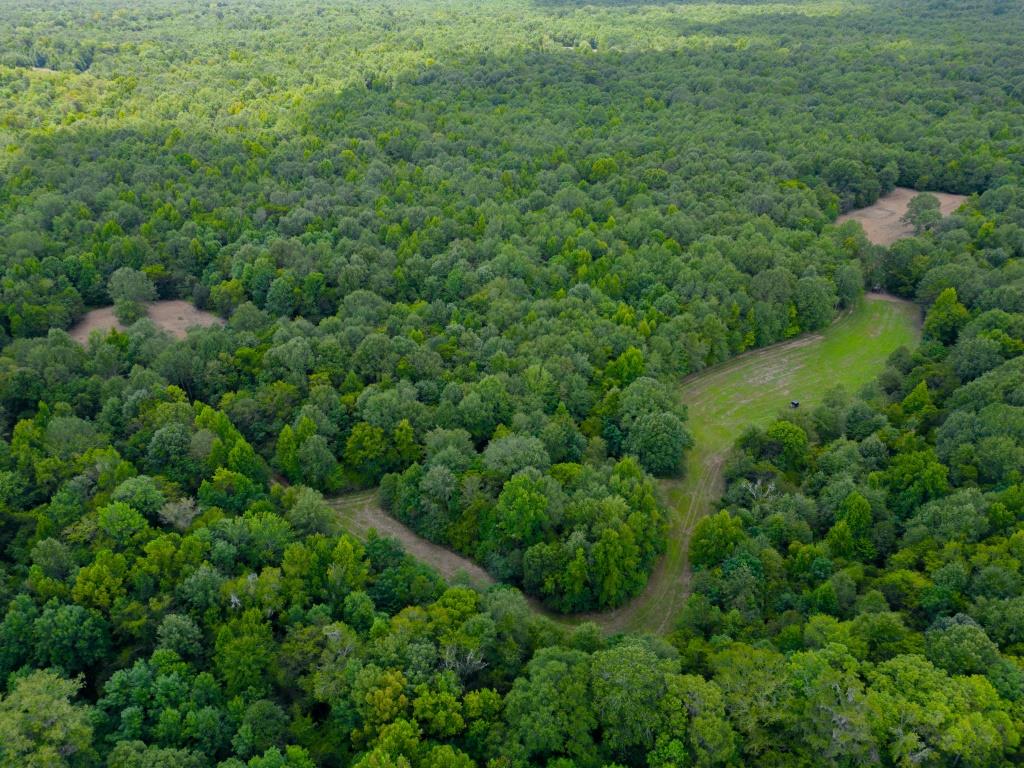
{"left": 1, "top": 0, "right": 1024, "bottom": 765}
{"left": 676, "top": 190, "right": 1024, "bottom": 765}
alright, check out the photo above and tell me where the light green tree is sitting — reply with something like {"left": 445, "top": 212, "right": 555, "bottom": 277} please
{"left": 0, "top": 670, "right": 95, "bottom": 767}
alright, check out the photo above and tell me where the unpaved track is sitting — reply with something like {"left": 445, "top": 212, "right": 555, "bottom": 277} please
{"left": 329, "top": 295, "right": 920, "bottom": 634}
{"left": 330, "top": 490, "right": 495, "bottom": 590}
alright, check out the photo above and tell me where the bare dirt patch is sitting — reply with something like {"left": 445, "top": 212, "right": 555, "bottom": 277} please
{"left": 68, "top": 300, "right": 224, "bottom": 344}
{"left": 837, "top": 187, "right": 967, "bottom": 246}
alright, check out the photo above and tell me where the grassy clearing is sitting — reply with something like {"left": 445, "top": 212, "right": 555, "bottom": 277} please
{"left": 608, "top": 293, "right": 922, "bottom": 634}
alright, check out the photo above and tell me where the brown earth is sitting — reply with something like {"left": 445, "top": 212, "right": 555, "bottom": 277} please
{"left": 330, "top": 490, "right": 496, "bottom": 590}
{"left": 836, "top": 187, "right": 967, "bottom": 246}
{"left": 67, "top": 300, "right": 224, "bottom": 344}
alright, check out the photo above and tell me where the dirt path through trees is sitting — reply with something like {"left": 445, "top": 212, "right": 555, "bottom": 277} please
{"left": 329, "top": 295, "right": 920, "bottom": 633}
{"left": 330, "top": 490, "right": 496, "bottom": 590}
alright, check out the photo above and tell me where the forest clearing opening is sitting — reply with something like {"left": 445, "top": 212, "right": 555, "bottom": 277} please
{"left": 67, "top": 300, "right": 224, "bottom": 344}
{"left": 837, "top": 187, "right": 968, "bottom": 245}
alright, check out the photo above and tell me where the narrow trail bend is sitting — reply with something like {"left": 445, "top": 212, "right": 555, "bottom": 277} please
{"left": 330, "top": 294, "right": 921, "bottom": 634}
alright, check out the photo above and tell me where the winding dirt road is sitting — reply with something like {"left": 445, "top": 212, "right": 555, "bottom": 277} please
{"left": 330, "top": 294, "right": 920, "bottom": 634}
{"left": 331, "top": 490, "right": 495, "bottom": 590}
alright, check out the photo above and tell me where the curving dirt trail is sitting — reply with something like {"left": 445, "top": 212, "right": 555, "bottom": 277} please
{"left": 330, "top": 489, "right": 495, "bottom": 590}
{"left": 329, "top": 294, "right": 920, "bottom": 634}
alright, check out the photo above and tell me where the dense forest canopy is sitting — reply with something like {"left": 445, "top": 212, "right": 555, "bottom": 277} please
{"left": 1, "top": 0, "right": 1024, "bottom": 766}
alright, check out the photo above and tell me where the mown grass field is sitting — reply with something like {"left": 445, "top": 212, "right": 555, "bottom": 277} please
{"left": 609, "top": 294, "right": 922, "bottom": 634}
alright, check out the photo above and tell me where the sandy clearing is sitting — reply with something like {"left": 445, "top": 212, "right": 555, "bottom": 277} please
{"left": 67, "top": 300, "right": 224, "bottom": 344}
{"left": 836, "top": 187, "right": 967, "bottom": 246}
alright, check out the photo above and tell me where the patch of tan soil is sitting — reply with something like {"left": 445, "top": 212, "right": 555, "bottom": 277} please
{"left": 836, "top": 187, "right": 967, "bottom": 246}
{"left": 68, "top": 300, "right": 224, "bottom": 344}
